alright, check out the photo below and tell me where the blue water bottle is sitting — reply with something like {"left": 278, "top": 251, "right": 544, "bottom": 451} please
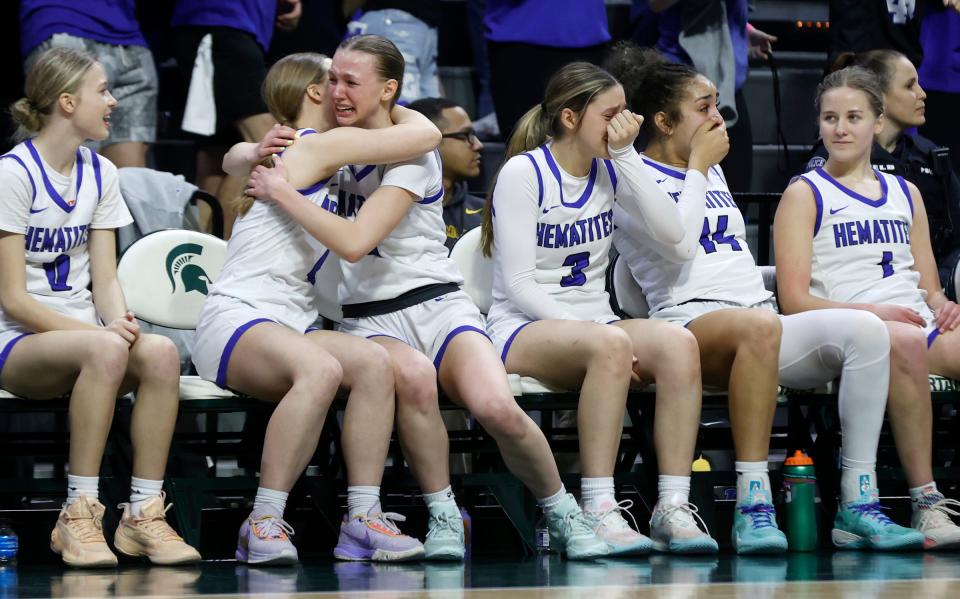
{"left": 0, "top": 519, "right": 17, "bottom": 599}
{"left": 0, "top": 520, "right": 16, "bottom": 565}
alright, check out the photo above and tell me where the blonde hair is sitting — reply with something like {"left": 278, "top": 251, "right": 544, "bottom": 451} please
{"left": 236, "top": 53, "right": 330, "bottom": 217}
{"left": 480, "top": 62, "right": 618, "bottom": 256}
{"left": 9, "top": 47, "right": 97, "bottom": 142}
{"left": 338, "top": 34, "right": 404, "bottom": 107}
{"left": 815, "top": 66, "right": 885, "bottom": 118}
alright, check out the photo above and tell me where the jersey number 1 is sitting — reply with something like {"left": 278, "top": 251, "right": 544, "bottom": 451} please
{"left": 879, "top": 251, "right": 894, "bottom": 278}
{"left": 43, "top": 254, "right": 72, "bottom": 291}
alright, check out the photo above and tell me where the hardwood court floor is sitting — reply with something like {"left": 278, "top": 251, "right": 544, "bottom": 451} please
{"left": 6, "top": 552, "right": 960, "bottom": 598}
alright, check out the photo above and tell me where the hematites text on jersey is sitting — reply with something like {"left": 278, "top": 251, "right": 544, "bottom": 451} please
{"left": 832, "top": 218, "right": 911, "bottom": 249}
{"left": 24, "top": 224, "right": 90, "bottom": 253}
{"left": 536, "top": 209, "right": 614, "bottom": 250}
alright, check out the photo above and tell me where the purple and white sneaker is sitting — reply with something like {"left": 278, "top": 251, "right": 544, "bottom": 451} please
{"left": 334, "top": 506, "right": 425, "bottom": 562}
{"left": 235, "top": 506, "right": 299, "bottom": 566}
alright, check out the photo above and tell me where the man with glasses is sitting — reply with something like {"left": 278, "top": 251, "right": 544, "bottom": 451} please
{"left": 408, "top": 98, "right": 486, "bottom": 251}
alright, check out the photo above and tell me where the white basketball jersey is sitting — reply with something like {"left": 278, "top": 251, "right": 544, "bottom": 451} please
{"left": 0, "top": 140, "right": 132, "bottom": 330}
{"left": 489, "top": 144, "right": 617, "bottom": 319}
{"left": 613, "top": 157, "right": 770, "bottom": 314}
{"left": 336, "top": 150, "right": 462, "bottom": 305}
{"left": 207, "top": 129, "right": 338, "bottom": 332}
{"left": 800, "top": 167, "right": 926, "bottom": 312}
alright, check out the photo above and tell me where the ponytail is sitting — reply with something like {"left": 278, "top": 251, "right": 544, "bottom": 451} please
{"left": 480, "top": 61, "right": 617, "bottom": 256}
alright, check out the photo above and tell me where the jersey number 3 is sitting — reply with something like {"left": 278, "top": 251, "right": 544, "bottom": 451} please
{"left": 560, "top": 251, "right": 590, "bottom": 287}
{"left": 699, "top": 215, "right": 742, "bottom": 254}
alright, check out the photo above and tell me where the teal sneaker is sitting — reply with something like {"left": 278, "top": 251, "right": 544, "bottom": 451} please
{"left": 649, "top": 501, "right": 719, "bottom": 554}
{"left": 423, "top": 504, "right": 465, "bottom": 561}
{"left": 581, "top": 499, "right": 653, "bottom": 556}
{"left": 731, "top": 487, "right": 787, "bottom": 554}
{"left": 547, "top": 494, "right": 609, "bottom": 560}
{"left": 832, "top": 501, "right": 925, "bottom": 551}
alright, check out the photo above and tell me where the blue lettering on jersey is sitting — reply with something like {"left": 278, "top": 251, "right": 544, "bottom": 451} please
{"left": 704, "top": 190, "right": 737, "bottom": 209}
{"left": 832, "top": 219, "right": 910, "bottom": 248}
{"left": 339, "top": 193, "right": 366, "bottom": 218}
{"left": 24, "top": 225, "right": 89, "bottom": 253}
{"left": 320, "top": 193, "right": 339, "bottom": 214}
{"left": 536, "top": 210, "right": 614, "bottom": 249}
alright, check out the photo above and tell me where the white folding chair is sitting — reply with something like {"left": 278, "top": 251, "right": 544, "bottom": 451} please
{"left": 449, "top": 227, "right": 494, "bottom": 315}
{"left": 116, "top": 229, "right": 235, "bottom": 399}
{"left": 449, "top": 228, "right": 562, "bottom": 395}
{"left": 759, "top": 265, "right": 777, "bottom": 294}
{"left": 610, "top": 254, "right": 650, "bottom": 319}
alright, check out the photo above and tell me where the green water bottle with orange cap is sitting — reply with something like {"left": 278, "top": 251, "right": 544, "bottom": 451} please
{"left": 782, "top": 450, "right": 818, "bottom": 551}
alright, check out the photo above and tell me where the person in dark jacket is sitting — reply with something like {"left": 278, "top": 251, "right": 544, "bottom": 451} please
{"left": 408, "top": 97, "right": 486, "bottom": 251}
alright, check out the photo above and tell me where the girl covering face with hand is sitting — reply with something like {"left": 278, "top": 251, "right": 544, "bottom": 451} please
{"left": 607, "top": 43, "right": 926, "bottom": 553}
{"left": 482, "top": 60, "right": 715, "bottom": 556}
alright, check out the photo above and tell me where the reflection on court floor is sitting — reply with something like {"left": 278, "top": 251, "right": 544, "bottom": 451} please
{"left": 6, "top": 552, "right": 960, "bottom": 598}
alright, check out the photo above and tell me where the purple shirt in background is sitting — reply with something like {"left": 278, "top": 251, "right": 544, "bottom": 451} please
{"left": 171, "top": 0, "right": 277, "bottom": 52}
{"left": 655, "top": 0, "right": 749, "bottom": 91}
{"left": 484, "top": 0, "right": 611, "bottom": 48}
{"left": 19, "top": 0, "right": 146, "bottom": 57}
{"left": 919, "top": 9, "right": 960, "bottom": 93}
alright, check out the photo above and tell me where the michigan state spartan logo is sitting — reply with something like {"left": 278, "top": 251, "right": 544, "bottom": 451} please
{"left": 166, "top": 243, "right": 213, "bottom": 295}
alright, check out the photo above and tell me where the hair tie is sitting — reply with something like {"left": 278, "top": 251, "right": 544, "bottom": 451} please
{"left": 540, "top": 101, "right": 550, "bottom": 117}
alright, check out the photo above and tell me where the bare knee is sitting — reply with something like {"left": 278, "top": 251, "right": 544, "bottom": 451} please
{"left": 130, "top": 334, "right": 180, "bottom": 384}
{"left": 889, "top": 326, "right": 928, "bottom": 377}
{"left": 738, "top": 310, "right": 782, "bottom": 354}
{"left": 393, "top": 351, "right": 438, "bottom": 414}
{"left": 348, "top": 341, "right": 394, "bottom": 390}
{"left": 290, "top": 352, "right": 343, "bottom": 403}
{"left": 470, "top": 395, "right": 528, "bottom": 439}
{"left": 583, "top": 326, "right": 634, "bottom": 378}
{"left": 650, "top": 325, "right": 701, "bottom": 376}
{"left": 83, "top": 332, "right": 130, "bottom": 382}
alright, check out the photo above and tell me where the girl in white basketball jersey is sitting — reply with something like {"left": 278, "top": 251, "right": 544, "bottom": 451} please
{"left": 0, "top": 48, "right": 200, "bottom": 567}
{"left": 482, "top": 62, "right": 715, "bottom": 556}
{"left": 606, "top": 44, "right": 925, "bottom": 552}
{"left": 246, "top": 35, "right": 607, "bottom": 561}
{"left": 776, "top": 66, "right": 960, "bottom": 549}
{"left": 197, "top": 54, "right": 439, "bottom": 565}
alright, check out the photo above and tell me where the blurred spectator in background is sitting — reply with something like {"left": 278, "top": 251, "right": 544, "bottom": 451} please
{"left": 484, "top": 0, "right": 611, "bottom": 139}
{"left": 643, "top": 0, "right": 776, "bottom": 192}
{"left": 408, "top": 97, "right": 485, "bottom": 251}
{"left": 343, "top": 0, "right": 442, "bottom": 103}
{"left": 919, "top": 4, "right": 960, "bottom": 173}
{"left": 464, "top": 0, "right": 499, "bottom": 139}
{"left": 828, "top": 0, "right": 924, "bottom": 68}
{"left": 630, "top": 0, "right": 661, "bottom": 47}
{"left": 269, "top": 0, "right": 346, "bottom": 60}
{"left": 171, "top": 0, "right": 301, "bottom": 238}
{"left": 20, "top": 0, "right": 158, "bottom": 169}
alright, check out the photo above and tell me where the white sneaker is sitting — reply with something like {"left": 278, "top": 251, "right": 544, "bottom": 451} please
{"left": 649, "top": 500, "right": 718, "bottom": 554}
{"left": 911, "top": 495, "right": 960, "bottom": 550}
{"left": 581, "top": 499, "right": 653, "bottom": 556}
